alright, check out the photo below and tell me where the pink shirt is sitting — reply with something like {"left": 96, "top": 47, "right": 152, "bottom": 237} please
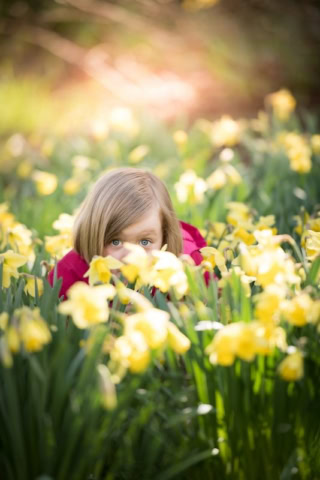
{"left": 48, "top": 221, "right": 208, "bottom": 299}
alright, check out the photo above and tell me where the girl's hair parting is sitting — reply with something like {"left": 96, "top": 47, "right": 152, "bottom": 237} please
{"left": 73, "top": 167, "right": 183, "bottom": 263}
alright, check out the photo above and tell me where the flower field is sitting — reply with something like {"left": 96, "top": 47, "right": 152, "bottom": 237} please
{"left": 1, "top": 89, "right": 320, "bottom": 479}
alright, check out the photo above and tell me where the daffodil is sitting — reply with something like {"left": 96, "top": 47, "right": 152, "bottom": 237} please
{"left": 211, "top": 115, "right": 241, "bottom": 147}
{"left": 0, "top": 337, "right": 13, "bottom": 367}
{"left": 128, "top": 145, "right": 150, "bottom": 164}
{"left": 32, "top": 170, "right": 58, "bottom": 195}
{"left": 125, "top": 308, "right": 170, "bottom": 349}
{"left": 206, "top": 323, "right": 242, "bottom": 366}
{"left": 97, "top": 364, "right": 117, "bottom": 410}
{"left": 59, "top": 282, "right": 116, "bottom": 329}
{"left": 15, "top": 306, "right": 51, "bottom": 353}
{"left": 281, "top": 293, "right": 316, "bottom": 327}
{"left": 305, "top": 230, "right": 320, "bottom": 260}
{"left": 52, "top": 213, "right": 75, "bottom": 234}
{"left": 173, "top": 130, "right": 188, "bottom": 146}
{"left": 311, "top": 134, "right": 320, "bottom": 155}
{"left": 240, "top": 235, "right": 300, "bottom": 288}
{"left": 226, "top": 202, "right": 253, "bottom": 229}
{"left": 151, "top": 251, "right": 188, "bottom": 298}
{"left": 167, "top": 322, "right": 191, "bottom": 354}
{"left": 0, "top": 312, "right": 9, "bottom": 330}
{"left": 200, "top": 246, "right": 227, "bottom": 273}
{"left": 45, "top": 233, "right": 72, "bottom": 259}
{"left": 174, "top": 170, "right": 208, "bottom": 205}
{"left": 63, "top": 177, "right": 82, "bottom": 195}
{"left": 0, "top": 250, "right": 28, "bottom": 288}
{"left": 112, "top": 332, "right": 150, "bottom": 373}
{"left": 84, "top": 255, "right": 123, "bottom": 286}
{"left": 254, "top": 285, "right": 286, "bottom": 324}
{"left": 6, "top": 326, "right": 20, "bottom": 353}
{"left": 24, "top": 276, "right": 44, "bottom": 297}
{"left": 278, "top": 349, "right": 303, "bottom": 381}
{"left": 6, "top": 223, "right": 33, "bottom": 259}
{"left": 266, "top": 89, "right": 296, "bottom": 121}
{"left": 279, "top": 132, "right": 312, "bottom": 174}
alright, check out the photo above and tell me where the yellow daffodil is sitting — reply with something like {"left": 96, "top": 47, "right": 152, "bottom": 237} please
{"left": 151, "top": 251, "right": 188, "bottom": 298}
{"left": 15, "top": 306, "right": 51, "bottom": 353}
{"left": 16, "top": 160, "right": 33, "bottom": 178}
{"left": 52, "top": 213, "right": 75, "bottom": 234}
{"left": 206, "top": 323, "right": 242, "bottom": 366}
{"left": 266, "top": 89, "right": 296, "bottom": 121}
{"left": 0, "top": 250, "right": 28, "bottom": 288}
{"left": 112, "top": 331, "right": 150, "bottom": 373}
{"left": 200, "top": 246, "right": 227, "bottom": 273}
{"left": 252, "top": 322, "right": 287, "bottom": 355}
{"left": 240, "top": 235, "right": 300, "bottom": 288}
{"left": 45, "top": 233, "right": 72, "bottom": 259}
{"left": 24, "top": 276, "right": 44, "bottom": 297}
{"left": 206, "top": 169, "right": 227, "bottom": 190}
{"left": 206, "top": 163, "right": 242, "bottom": 191}
{"left": 233, "top": 227, "right": 256, "bottom": 246}
{"left": 7, "top": 223, "right": 34, "bottom": 260}
{"left": 174, "top": 170, "right": 208, "bottom": 205}
{"left": 211, "top": 115, "right": 241, "bottom": 147}
{"left": 0, "top": 203, "right": 15, "bottom": 236}
{"left": 305, "top": 230, "right": 320, "bottom": 260}
{"left": 278, "top": 349, "right": 303, "bottom": 381}
{"left": 173, "top": 130, "right": 188, "bottom": 146}
{"left": 125, "top": 308, "right": 170, "bottom": 350}
{"left": 6, "top": 326, "right": 20, "bottom": 353}
{"left": 226, "top": 202, "right": 253, "bottom": 229}
{"left": 121, "top": 242, "right": 152, "bottom": 286}
{"left": 167, "top": 322, "right": 191, "bottom": 354}
{"left": 308, "top": 217, "right": 320, "bottom": 232}
{"left": 281, "top": 293, "right": 316, "bottom": 327}
{"left": 0, "top": 337, "right": 13, "bottom": 368}
{"left": 84, "top": 255, "right": 123, "bottom": 286}
{"left": 116, "top": 285, "right": 153, "bottom": 312}
{"left": 311, "top": 134, "right": 320, "bottom": 155}
{"left": 254, "top": 285, "right": 286, "bottom": 324}
{"left": 63, "top": 177, "right": 82, "bottom": 195}
{"left": 128, "top": 145, "right": 150, "bottom": 164}
{"left": 210, "top": 222, "right": 227, "bottom": 239}
{"left": 219, "top": 266, "right": 255, "bottom": 297}
{"left": 0, "top": 312, "right": 9, "bottom": 330}
{"left": 279, "top": 132, "right": 312, "bottom": 174}
{"left": 97, "top": 364, "right": 117, "bottom": 410}
{"left": 59, "top": 282, "right": 116, "bottom": 329}
{"left": 32, "top": 170, "right": 58, "bottom": 195}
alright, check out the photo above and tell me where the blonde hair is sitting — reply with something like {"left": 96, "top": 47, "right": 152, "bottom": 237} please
{"left": 73, "top": 167, "right": 183, "bottom": 263}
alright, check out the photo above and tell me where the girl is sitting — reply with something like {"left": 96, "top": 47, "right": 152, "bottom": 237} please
{"left": 48, "top": 167, "right": 208, "bottom": 298}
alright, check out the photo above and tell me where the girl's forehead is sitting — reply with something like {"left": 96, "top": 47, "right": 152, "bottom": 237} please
{"left": 121, "top": 210, "right": 162, "bottom": 237}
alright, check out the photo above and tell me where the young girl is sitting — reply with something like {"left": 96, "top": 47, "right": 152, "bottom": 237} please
{"left": 48, "top": 167, "right": 208, "bottom": 298}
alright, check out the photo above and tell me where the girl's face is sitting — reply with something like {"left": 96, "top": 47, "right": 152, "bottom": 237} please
{"left": 103, "top": 210, "right": 163, "bottom": 261}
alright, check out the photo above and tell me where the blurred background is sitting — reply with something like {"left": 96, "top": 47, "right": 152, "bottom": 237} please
{"left": 1, "top": 0, "right": 320, "bottom": 134}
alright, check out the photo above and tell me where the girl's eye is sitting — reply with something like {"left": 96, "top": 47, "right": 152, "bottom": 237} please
{"left": 111, "top": 239, "right": 122, "bottom": 247}
{"left": 140, "top": 239, "right": 151, "bottom": 247}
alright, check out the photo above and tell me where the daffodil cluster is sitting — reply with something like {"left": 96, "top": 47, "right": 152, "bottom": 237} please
{"left": 0, "top": 307, "right": 51, "bottom": 367}
{"left": 202, "top": 210, "right": 320, "bottom": 381}
{"left": 107, "top": 289, "right": 191, "bottom": 378}
{"left": 0, "top": 202, "right": 36, "bottom": 264}
{"left": 85, "top": 244, "right": 189, "bottom": 300}
{"left": 45, "top": 212, "right": 75, "bottom": 259}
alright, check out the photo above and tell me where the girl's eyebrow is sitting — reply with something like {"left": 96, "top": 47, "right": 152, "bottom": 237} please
{"left": 136, "top": 229, "right": 158, "bottom": 236}
{"left": 121, "top": 229, "right": 157, "bottom": 238}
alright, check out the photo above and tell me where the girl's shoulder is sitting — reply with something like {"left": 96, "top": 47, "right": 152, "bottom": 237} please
{"left": 48, "top": 249, "right": 89, "bottom": 298}
{"left": 180, "top": 220, "right": 207, "bottom": 254}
